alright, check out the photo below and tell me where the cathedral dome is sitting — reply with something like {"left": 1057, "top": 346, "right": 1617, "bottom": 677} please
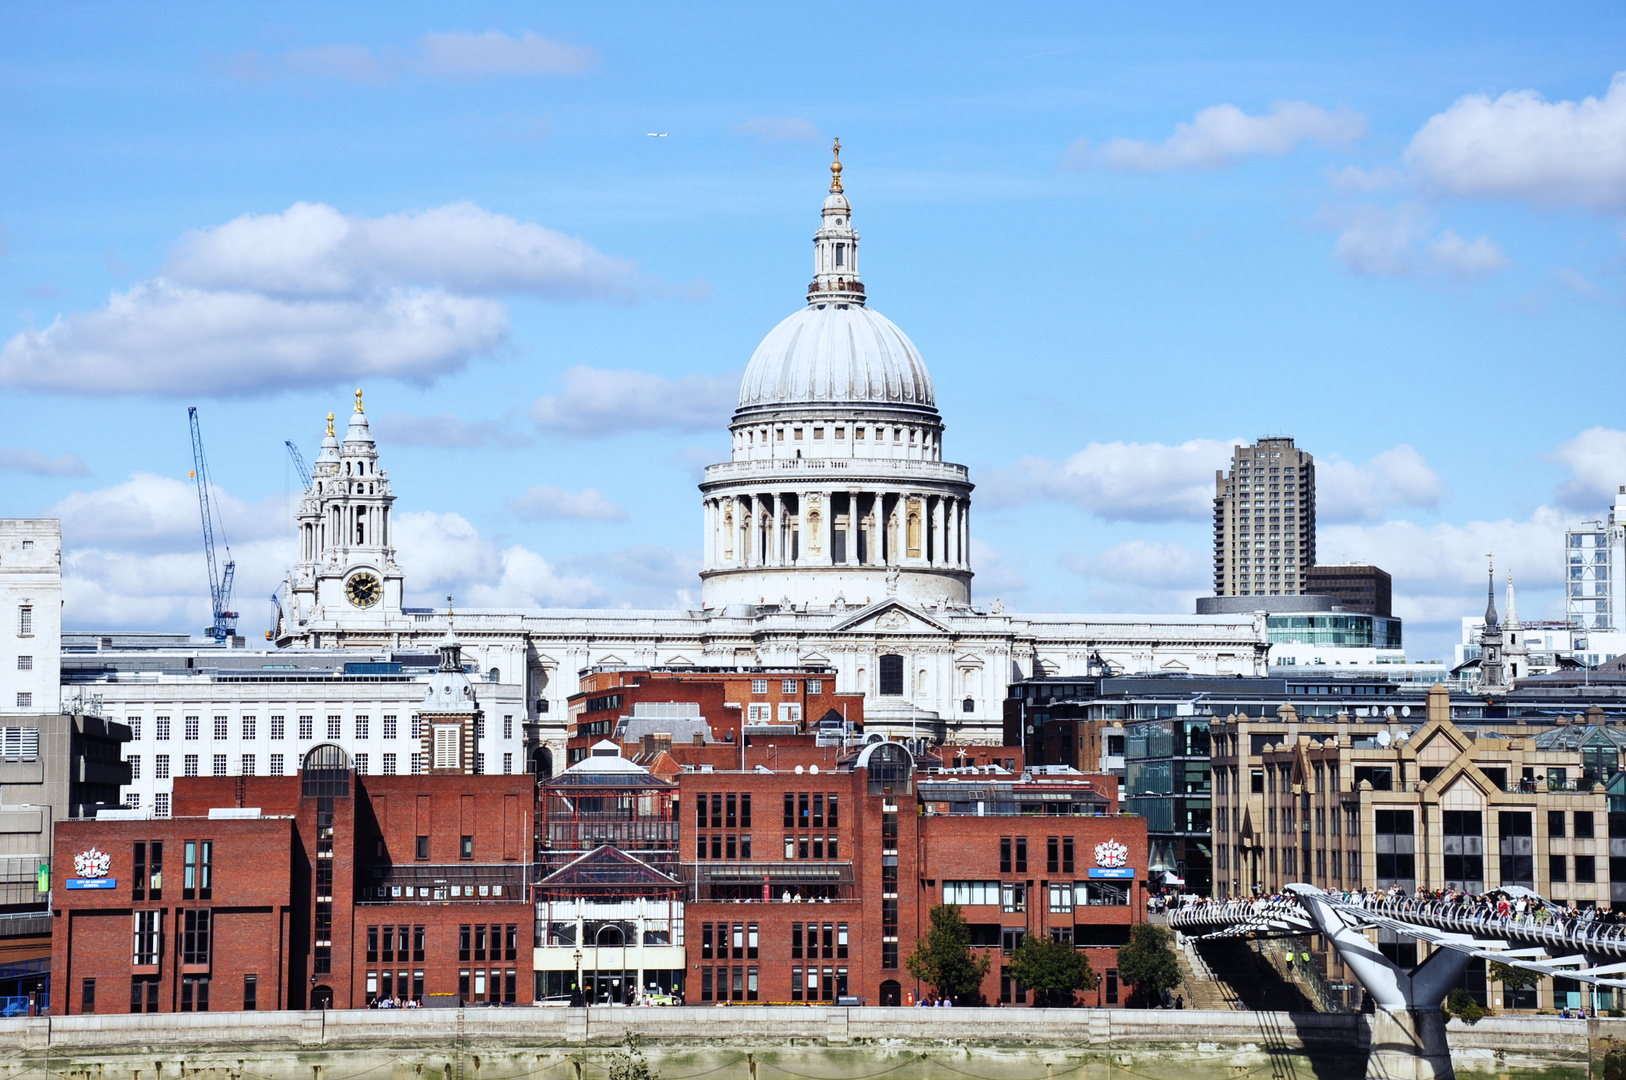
{"left": 737, "top": 302, "right": 935, "bottom": 412}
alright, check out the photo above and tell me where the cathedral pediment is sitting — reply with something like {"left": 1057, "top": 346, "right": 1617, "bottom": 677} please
{"left": 831, "top": 599, "right": 953, "bottom": 635}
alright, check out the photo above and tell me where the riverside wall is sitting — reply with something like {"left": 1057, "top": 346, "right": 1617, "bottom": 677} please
{"left": 0, "top": 1007, "right": 1596, "bottom": 1080}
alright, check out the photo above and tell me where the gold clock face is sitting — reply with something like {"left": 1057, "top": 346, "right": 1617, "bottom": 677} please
{"left": 345, "top": 572, "right": 381, "bottom": 608}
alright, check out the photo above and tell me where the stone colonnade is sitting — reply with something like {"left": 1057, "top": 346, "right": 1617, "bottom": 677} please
{"left": 703, "top": 490, "right": 969, "bottom": 572}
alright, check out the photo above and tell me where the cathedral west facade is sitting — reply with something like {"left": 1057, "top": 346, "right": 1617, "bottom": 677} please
{"left": 64, "top": 148, "right": 1268, "bottom": 815}
{"left": 268, "top": 146, "right": 1269, "bottom": 757}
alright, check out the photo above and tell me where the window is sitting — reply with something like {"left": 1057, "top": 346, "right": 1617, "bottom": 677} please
{"left": 1001, "top": 882, "right": 1025, "bottom": 912}
{"left": 752, "top": 679, "right": 768, "bottom": 694}
{"left": 384, "top": 753, "right": 397, "bottom": 775}
{"left": 808, "top": 679, "right": 822, "bottom": 693}
{"left": 16, "top": 655, "right": 32, "bottom": 670}
{"left": 180, "top": 976, "right": 209, "bottom": 1012}
{"left": 1000, "top": 837, "right": 1012, "bottom": 873}
{"left": 782, "top": 679, "right": 798, "bottom": 693}
{"left": 1576, "top": 811, "right": 1596, "bottom": 839}
{"left": 213, "top": 716, "right": 228, "bottom": 740}
{"left": 182, "top": 909, "right": 211, "bottom": 964}
{"left": 461, "top": 835, "right": 474, "bottom": 860}
{"left": 241, "top": 715, "right": 256, "bottom": 740}
{"left": 18, "top": 605, "right": 32, "bottom": 635}
{"left": 1015, "top": 837, "right": 1027, "bottom": 873}
{"left": 156, "top": 716, "right": 170, "bottom": 741}
{"left": 878, "top": 655, "right": 904, "bottom": 696}
{"left": 183, "top": 754, "right": 199, "bottom": 777}
{"left": 241, "top": 754, "right": 255, "bottom": 776}
{"left": 131, "top": 977, "right": 159, "bottom": 1014}
{"left": 941, "top": 880, "right": 1000, "bottom": 905}
{"left": 383, "top": 715, "right": 397, "bottom": 740}
{"left": 1047, "top": 837, "right": 1059, "bottom": 874}
{"left": 133, "top": 911, "right": 161, "bottom": 965}
{"left": 355, "top": 716, "right": 369, "bottom": 739}
{"left": 243, "top": 974, "right": 257, "bottom": 1011}
{"left": 416, "top": 836, "right": 429, "bottom": 860}
{"left": 185, "top": 716, "right": 199, "bottom": 740}
{"left": 1063, "top": 837, "right": 1075, "bottom": 874}
{"left": 327, "top": 716, "right": 341, "bottom": 739}
{"left": 212, "top": 754, "right": 226, "bottom": 776}
{"left": 270, "top": 753, "right": 285, "bottom": 776}
{"left": 299, "top": 715, "right": 313, "bottom": 740}
{"left": 434, "top": 726, "right": 459, "bottom": 769}
{"left": 129, "top": 754, "right": 141, "bottom": 780}
{"left": 503, "top": 715, "right": 513, "bottom": 739}
{"left": 155, "top": 793, "right": 170, "bottom": 817}
{"left": 270, "top": 715, "right": 284, "bottom": 740}
{"left": 81, "top": 977, "right": 96, "bottom": 1015}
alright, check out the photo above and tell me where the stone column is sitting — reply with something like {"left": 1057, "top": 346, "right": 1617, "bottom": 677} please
{"left": 932, "top": 497, "right": 945, "bottom": 567}
{"left": 735, "top": 496, "right": 747, "bottom": 568}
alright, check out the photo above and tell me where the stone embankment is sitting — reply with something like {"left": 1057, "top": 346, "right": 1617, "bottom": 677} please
{"left": 0, "top": 1006, "right": 1595, "bottom": 1080}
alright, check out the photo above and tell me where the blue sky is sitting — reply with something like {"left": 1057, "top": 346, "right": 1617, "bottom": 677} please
{"left": 2, "top": 2, "right": 1623, "bottom": 661}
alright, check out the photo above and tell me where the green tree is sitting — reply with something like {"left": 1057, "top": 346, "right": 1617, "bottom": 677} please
{"left": 607, "top": 1034, "right": 657, "bottom": 1080}
{"left": 1008, "top": 934, "right": 1099, "bottom": 1008}
{"left": 907, "top": 903, "right": 993, "bottom": 1005}
{"left": 1116, "top": 923, "right": 1181, "bottom": 1007}
{"left": 1488, "top": 960, "right": 1541, "bottom": 995}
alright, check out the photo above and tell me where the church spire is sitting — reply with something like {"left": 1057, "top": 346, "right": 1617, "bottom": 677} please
{"left": 809, "top": 139, "right": 865, "bottom": 304}
{"left": 1505, "top": 570, "right": 1520, "bottom": 630}
{"left": 1483, "top": 555, "right": 1498, "bottom": 630}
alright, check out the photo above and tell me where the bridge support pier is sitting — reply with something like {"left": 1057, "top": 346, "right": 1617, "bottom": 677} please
{"left": 1285, "top": 886, "right": 1471, "bottom": 1080}
{"left": 1367, "top": 1008, "right": 1454, "bottom": 1080}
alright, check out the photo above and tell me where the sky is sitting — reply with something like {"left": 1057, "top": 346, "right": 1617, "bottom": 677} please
{"left": 1, "top": 2, "right": 1624, "bottom": 663}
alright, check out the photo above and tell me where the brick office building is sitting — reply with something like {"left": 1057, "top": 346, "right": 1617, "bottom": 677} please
{"left": 676, "top": 741, "right": 1144, "bottom": 1007}
{"left": 566, "top": 666, "right": 866, "bottom": 765}
{"left": 51, "top": 744, "right": 534, "bottom": 1014}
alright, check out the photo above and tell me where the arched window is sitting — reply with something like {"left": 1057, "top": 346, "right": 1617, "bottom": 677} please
{"left": 878, "top": 655, "right": 904, "bottom": 696}
{"left": 301, "top": 743, "right": 350, "bottom": 798}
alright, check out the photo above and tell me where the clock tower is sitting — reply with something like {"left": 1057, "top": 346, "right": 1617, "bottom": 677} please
{"left": 275, "top": 390, "right": 409, "bottom": 646}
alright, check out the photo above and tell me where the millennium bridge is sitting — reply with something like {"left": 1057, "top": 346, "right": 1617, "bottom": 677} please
{"left": 1169, "top": 884, "right": 1622, "bottom": 1080}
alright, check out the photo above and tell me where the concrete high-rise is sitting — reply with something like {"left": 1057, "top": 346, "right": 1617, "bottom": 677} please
{"left": 1211, "top": 437, "right": 1316, "bottom": 597}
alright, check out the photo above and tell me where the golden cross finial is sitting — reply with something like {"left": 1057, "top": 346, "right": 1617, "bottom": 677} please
{"left": 354, "top": 387, "right": 364, "bottom": 414}
{"left": 830, "top": 137, "right": 843, "bottom": 194}
{"left": 326, "top": 412, "right": 335, "bottom": 437}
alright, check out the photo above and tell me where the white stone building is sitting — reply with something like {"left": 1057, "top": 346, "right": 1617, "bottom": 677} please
{"left": 2, "top": 520, "right": 60, "bottom": 715}
{"left": 50, "top": 148, "right": 1270, "bottom": 813}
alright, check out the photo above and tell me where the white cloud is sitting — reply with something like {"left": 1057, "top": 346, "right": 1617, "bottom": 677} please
{"left": 0, "top": 445, "right": 89, "bottom": 476}
{"left": 417, "top": 31, "right": 596, "bottom": 77}
{"left": 1325, "top": 164, "right": 1405, "bottom": 193}
{"left": 528, "top": 366, "right": 738, "bottom": 439}
{"left": 1080, "top": 101, "right": 1366, "bottom": 173}
{"left": 1425, "top": 230, "right": 1511, "bottom": 280}
{"left": 982, "top": 438, "right": 1237, "bottom": 522}
{"left": 1405, "top": 72, "right": 1626, "bottom": 214}
{"left": 1550, "top": 427, "right": 1626, "bottom": 511}
{"left": 391, "top": 510, "right": 604, "bottom": 608}
{"left": 1316, "top": 446, "right": 1445, "bottom": 523}
{"left": 372, "top": 411, "right": 528, "bottom": 449}
{"left": 1554, "top": 267, "right": 1604, "bottom": 299}
{"left": 1075, "top": 540, "right": 1207, "bottom": 590}
{"left": 1327, "top": 204, "right": 1508, "bottom": 280}
{"left": 224, "top": 31, "right": 595, "bottom": 84}
{"left": 169, "top": 201, "right": 637, "bottom": 300}
{"left": 284, "top": 44, "right": 389, "bottom": 83}
{"left": 48, "top": 473, "right": 296, "bottom": 631}
{"left": 1319, "top": 507, "right": 1566, "bottom": 617}
{"left": 0, "top": 202, "right": 640, "bottom": 397}
{"left": 507, "top": 485, "right": 628, "bottom": 522}
{"left": 735, "top": 118, "right": 822, "bottom": 143}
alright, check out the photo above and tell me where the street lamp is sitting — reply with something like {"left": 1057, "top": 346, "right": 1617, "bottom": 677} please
{"left": 573, "top": 947, "right": 584, "bottom": 1004}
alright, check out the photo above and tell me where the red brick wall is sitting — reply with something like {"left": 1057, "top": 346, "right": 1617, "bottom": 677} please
{"left": 52, "top": 816, "right": 295, "bottom": 1014}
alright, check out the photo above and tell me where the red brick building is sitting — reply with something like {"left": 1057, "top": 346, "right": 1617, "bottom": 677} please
{"left": 672, "top": 742, "right": 1144, "bottom": 1007}
{"left": 51, "top": 743, "right": 534, "bottom": 1014}
{"left": 566, "top": 666, "right": 866, "bottom": 765}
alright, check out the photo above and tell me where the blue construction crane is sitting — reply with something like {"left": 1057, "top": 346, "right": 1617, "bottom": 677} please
{"left": 187, "top": 407, "right": 238, "bottom": 641}
{"left": 284, "top": 440, "right": 312, "bottom": 490}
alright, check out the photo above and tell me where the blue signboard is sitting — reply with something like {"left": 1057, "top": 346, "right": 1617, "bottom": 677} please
{"left": 65, "top": 878, "right": 117, "bottom": 890}
{"left": 1087, "top": 868, "right": 1135, "bottom": 879}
